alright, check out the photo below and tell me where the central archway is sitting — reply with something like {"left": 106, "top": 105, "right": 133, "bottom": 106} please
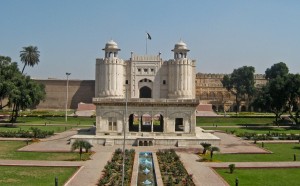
{"left": 139, "top": 86, "right": 152, "bottom": 98}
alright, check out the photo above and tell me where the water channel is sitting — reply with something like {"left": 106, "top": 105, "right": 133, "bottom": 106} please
{"left": 137, "top": 152, "right": 157, "bottom": 186}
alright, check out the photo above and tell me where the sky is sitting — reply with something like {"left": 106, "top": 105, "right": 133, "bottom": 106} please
{"left": 1, "top": 0, "right": 300, "bottom": 80}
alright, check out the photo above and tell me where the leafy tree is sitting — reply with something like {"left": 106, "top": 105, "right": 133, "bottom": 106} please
{"left": 252, "top": 62, "right": 300, "bottom": 125}
{"left": 20, "top": 46, "right": 40, "bottom": 73}
{"left": 71, "top": 140, "right": 93, "bottom": 160}
{"left": 0, "top": 56, "right": 20, "bottom": 109}
{"left": 285, "top": 74, "right": 300, "bottom": 124}
{"left": 9, "top": 75, "right": 45, "bottom": 122}
{"left": 253, "top": 76, "right": 288, "bottom": 124}
{"left": 265, "top": 62, "right": 289, "bottom": 79}
{"left": 222, "top": 66, "right": 255, "bottom": 114}
{"left": 3, "top": 46, "right": 44, "bottom": 122}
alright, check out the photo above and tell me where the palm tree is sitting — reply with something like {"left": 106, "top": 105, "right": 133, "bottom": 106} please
{"left": 200, "top": 142, "right": 211, "bottom": 154}
{"left": 209, "top": 146, "right": 220, "bottom": 160}
{"left": 20, "top": 46, "right": 40, "bottom": 73}
{"left": 84, "top": 141, "right": 93, "bottom": 153}
{"left": 71, "top": 140, "right": 92, "bottom": 160}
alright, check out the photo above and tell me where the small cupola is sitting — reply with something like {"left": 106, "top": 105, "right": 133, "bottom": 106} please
{"left": 172, "top": 40, "right": 190, "bottom": 59}
{"left": 102, "top": 40, "right": 121, "bottom": 58}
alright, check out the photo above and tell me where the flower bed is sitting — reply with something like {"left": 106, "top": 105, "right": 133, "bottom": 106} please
{"left": 157, "top": 149, "right": 195, "bottom": 186}
{"left": 98, "top": 148, "right": 135, "bottom": 186}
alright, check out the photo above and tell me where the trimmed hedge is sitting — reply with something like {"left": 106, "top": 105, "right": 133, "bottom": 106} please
{"left": 0, "top": 127, "right": 54, "bottom": 138}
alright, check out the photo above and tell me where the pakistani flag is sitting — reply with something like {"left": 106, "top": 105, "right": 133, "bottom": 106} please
{"left": 146, "top": 32, "right": 151, "bottom": 40}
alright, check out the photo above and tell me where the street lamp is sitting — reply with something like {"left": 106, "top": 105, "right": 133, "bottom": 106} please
{"left": 121, "top": 85, "right": 128, "bottom": 186}
{"left": 65, "top": 72, "right": 71, "bottom": 122}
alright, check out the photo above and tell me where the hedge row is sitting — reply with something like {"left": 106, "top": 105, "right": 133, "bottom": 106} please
{"left": 0, "top": 127, "right": 54, "bottom": 138}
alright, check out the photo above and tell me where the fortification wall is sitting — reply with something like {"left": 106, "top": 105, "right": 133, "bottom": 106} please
{"left": 32, "top": 73, "right": 266, "bottom": 110}
{"left": 35, "top": 79, "right": 95, "bottom": 110}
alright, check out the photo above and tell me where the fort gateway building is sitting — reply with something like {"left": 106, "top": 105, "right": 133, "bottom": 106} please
{"left": 72, "top": 40, "right": 219, "bottom": 146}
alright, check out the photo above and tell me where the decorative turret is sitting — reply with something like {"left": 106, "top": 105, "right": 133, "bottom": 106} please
{"left": 168, "top": 40, "right": 195, "bottom": 99}
{"left": 95, "top": 40, "right": 124, "bottom": 98}
{"left": 103, "top": 40, "right": 121, "bottom": 58}
{"left": 172, "top": 40, "right": 190, "bottom": 59}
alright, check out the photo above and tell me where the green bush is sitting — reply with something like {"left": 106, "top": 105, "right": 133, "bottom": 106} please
{"left": 229, "top": 164, "right": 235, "bottom": 174}
{"left": 0, "top": 127, "right": 54, "bottom": 138}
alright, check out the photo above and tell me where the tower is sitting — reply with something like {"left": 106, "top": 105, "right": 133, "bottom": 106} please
{"left": 168, "top": 41, "right": 195, "bottom": 99}
{"left": 95, "top": 40, "right": 124, "bottom": 98}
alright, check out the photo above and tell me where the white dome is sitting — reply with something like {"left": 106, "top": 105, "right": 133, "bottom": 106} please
{"left": 175, "top": 40, "right": 187, "bottom": 48}
{"left": 103, "top": 40, "right": 120, "bottom": 50}
{"left": 172, "top": 40, "right": 189, "bottom": 51}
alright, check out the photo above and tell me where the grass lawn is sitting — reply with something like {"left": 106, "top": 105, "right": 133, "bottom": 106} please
{"left": 202, "top": 126, "right": 300, "bottom": 135}
{"left": 0, "top": 141, "right": 90, "bottom": 161}
{"left": 1, "top": 116, "right": 95, "bottom": 125}
{"left": 216, "top": 168, "right": 300, "bottom": 186}
{"left": 0, "top": 166, "right": 78, "bottom": 186}
{"left": 197, "top": 117, "right": 276, "bottom": 126}
{"left": 205, "top": 143, "right": 300, "bottom": 162}
{"left": 0, "top": 125, "right": 80, "bottom": 133}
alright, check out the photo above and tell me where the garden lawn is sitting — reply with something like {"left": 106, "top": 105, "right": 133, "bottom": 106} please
{"left": 197, "top": 117, "right": 275, "bottom": 126}
{"left": 208, "top": 143, "right": 300, "bottom": 162}
{"left": 0, "top": 166, "right": 78, "bottom": 186}
{"left": 4, "top": 116, "right": 95, "bottom": 125}
{"left": 0, "top": 125, "right": 77, "bottom": 133}
{"left": 202, "top": 126, "right": 300, "bottom": 135}
{"left": 0, "top": 141, "right": 90, "bottom": 161}
{"left": 216, "top": 168, "right": 300, "bottom": 186}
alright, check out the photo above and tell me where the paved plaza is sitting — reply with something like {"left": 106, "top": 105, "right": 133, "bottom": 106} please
{"left": 1, "top": 127, "right": 300, "bottom": 186}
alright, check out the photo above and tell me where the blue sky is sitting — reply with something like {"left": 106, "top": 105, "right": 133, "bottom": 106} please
{"left": 1, "top": 0, "right": 300, "bottom": 80}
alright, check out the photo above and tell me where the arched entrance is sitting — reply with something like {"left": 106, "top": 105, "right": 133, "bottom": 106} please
{"left": 153, "top": 114, "right": 164, "bottom": 132}
{"left": 140, "top": 86, "right": 152, "bottom": 98}
{"left": 129, "top": 114, "right": 139, "bottom": 132}
{"left": 140, "top": 114, "right": 151, "bottom": 132}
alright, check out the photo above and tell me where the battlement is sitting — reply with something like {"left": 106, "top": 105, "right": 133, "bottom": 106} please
{"left": 131, "top": 55, "right": 161, "bottom": 61}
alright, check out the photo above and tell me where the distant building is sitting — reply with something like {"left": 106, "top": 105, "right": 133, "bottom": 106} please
{"left": 195, "top": 73, "right": 267, "bottom": 112}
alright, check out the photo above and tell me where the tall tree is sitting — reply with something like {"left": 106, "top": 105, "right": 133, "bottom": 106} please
{"left": 252, "top": 76, "right": 288, "bottom": 124}
{"left": 20, "top": 46, "right": 40, "bottom": 73}
{"left": 285, "top": 74, "right": 300, "bottom": 124}
{"left": 265, "top": 62, "right": 289, "bottom": 80}
{"left": 222, "top": 66, "right": 255, "bottom": 114}
{"left": 9, "top": 75, "right": 46, "bottom": 122}
{"left": 0, "top": 56, "right": 21, "bottom": 109}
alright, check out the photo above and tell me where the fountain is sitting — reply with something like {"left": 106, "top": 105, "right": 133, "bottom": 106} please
{"left": 137, "top": 152, "right": 157, "bottom": 186}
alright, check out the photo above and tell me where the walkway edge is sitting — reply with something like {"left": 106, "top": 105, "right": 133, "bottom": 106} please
{"left": 64, "top": 166, "right": 85, "bottom": 186}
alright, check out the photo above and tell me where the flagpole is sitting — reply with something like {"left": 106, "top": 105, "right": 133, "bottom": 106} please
{"left": 146, "top": 33, "right": 148, "bottom": 55}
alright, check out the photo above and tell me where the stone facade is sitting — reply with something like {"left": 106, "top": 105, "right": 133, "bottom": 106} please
{"left": 93, "top": 40, "right": 202, "bottom": 146}
{"left": 33, "top": 74, "right": 266, "bottom": 113}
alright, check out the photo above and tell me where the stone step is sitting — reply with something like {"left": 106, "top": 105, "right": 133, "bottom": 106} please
{"left": 105, "top": 139, "right": 114, "bottom": 146}
{"left": 177, "top": 141, "right": 187, "bottom": 147}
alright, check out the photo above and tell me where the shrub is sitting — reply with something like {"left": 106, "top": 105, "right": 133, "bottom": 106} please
{"left": 229, "top": 164, "right": 235, "bottom": 174}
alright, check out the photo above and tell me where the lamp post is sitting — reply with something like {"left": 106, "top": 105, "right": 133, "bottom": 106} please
{"left": 121, "top": 85, "right": 128, "bottom": 186}
{"left": 65, "top": 72, "right": 71, "bottom": 122}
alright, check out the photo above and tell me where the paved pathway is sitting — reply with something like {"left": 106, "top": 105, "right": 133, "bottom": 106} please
{"left": 178, "top": 152, "right": 229, "bottom": 186}
{"left": 214, "top": 132, "right": 268, "bottom": 154}
{"left": 65, "top": 146, "right": 115, "bottom": 186}
{"left": 19, "top": 129, "right": 79, "bottom": 152}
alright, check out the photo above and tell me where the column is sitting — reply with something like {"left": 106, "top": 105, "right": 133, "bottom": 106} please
{"left": 151, "top": 119, "right": 153, "bottom": 132}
